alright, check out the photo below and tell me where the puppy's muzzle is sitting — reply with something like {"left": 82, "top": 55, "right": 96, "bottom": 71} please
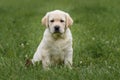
{"left": 54, "top": 25, "right": 60, "bottom": 33}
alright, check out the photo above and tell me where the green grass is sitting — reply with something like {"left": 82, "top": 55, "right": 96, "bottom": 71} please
{"left": 0, "top": 0, "right": 120, "bottom": 80}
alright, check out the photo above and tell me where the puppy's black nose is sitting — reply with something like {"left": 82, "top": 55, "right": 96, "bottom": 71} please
{"left": 54, "top": 26, "right": 60, "bottom": 32}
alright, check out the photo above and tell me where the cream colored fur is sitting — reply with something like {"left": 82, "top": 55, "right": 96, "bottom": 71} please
{"left": 32, "top": 10, "right": 73, "bottom": 69}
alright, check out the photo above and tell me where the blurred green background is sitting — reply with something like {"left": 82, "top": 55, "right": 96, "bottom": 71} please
{"left": 0, "top": 0, "right": 120, "bottom": 80}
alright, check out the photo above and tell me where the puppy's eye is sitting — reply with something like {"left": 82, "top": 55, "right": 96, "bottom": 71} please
{"left": 60, "top": 20, "right": 64, "bottom": 22}
{"left": 50, "top": 20, "right": 54, "bottom": 22}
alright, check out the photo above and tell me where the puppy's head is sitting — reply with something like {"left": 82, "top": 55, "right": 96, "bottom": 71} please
{"left": 41, "top": 10, "right": 73, "bottom": 34}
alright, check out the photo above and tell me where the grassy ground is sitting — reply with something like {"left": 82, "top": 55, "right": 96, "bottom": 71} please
{"left": 0, "top": 0, "right": 120, "bottom": 80}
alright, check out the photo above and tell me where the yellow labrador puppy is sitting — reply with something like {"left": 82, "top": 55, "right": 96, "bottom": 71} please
{"left": 32, "top": 10, "right": 73, "bottom": 69}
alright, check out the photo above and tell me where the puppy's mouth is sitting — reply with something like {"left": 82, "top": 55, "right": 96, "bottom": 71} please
{"left": 52, "top": 32, "right": 63, "bottom": 39}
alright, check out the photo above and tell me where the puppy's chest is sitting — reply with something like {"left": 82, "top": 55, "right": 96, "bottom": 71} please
{"left": 44, "top": 38, "right": 72, "bottom": 63}
{"left": 47, "top": 39, "right": 70, "bottom": 54}
{"left": 52, "top": 41, "right": 66, "bottom": 50}
{"left": 48, "top": 40, "right": 68, "bottom": 62}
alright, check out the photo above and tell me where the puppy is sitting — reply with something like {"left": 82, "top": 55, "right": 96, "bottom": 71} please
{"left": 32, "top": 10, "right": 73, "bottom": 69}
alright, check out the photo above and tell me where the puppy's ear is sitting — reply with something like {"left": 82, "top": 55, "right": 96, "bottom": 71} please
{"left": 41, "top": 13, "right": 49, "bottom": 27}
{"left": 66, "top": 13, "right": 73, "bottom": 27}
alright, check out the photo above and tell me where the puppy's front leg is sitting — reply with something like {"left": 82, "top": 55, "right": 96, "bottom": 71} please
{"left": 64, "top": 50, "right": 73, "bottom": 69}
{"left": 42, "top": 55, "right": 51, "bottom": 70}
